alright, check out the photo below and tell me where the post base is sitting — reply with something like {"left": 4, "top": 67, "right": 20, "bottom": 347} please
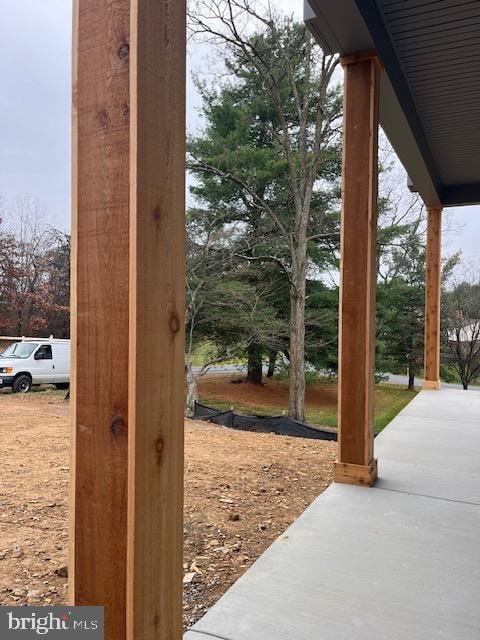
{"left": 334, "top": 459, "right": 378, "bottom": 487}
{"left": 423, "top": 380, "right": 441, "bottom": 390}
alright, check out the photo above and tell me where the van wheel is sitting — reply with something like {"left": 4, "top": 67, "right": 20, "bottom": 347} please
{"left": 55, "top": 383, "right": 69, "bottom": 390}
{"left": 12, "top": 374, "right": 32, "bottom": 393}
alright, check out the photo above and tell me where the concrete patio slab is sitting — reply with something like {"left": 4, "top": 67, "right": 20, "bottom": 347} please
{"left": 400, "top": 388, "right": 480, "bottom": 424}
{"left": 185, "top": 390, "right": 480, "bottom": 640}
{"left": 375, "top": 389, "right": 480, "bottom": 504}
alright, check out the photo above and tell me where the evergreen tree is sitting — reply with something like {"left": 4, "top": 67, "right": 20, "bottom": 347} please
{"left": 189, "top": 2, "right": 342, "bottom": 419}
{"left": 376, "top": 218, "right": 426, "bottom": 390}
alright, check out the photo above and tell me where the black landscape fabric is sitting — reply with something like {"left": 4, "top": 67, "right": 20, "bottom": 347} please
{"left": 193, "top": 402, "right": 337, "bottom": 441}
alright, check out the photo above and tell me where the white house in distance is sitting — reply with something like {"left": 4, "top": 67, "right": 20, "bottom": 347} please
{"left": 447, "top": 321, "right": 480, "bottom": 343}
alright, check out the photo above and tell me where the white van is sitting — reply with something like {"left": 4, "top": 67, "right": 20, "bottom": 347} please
{"left": 0, "top": 338, "right": 70, "bottom": 393}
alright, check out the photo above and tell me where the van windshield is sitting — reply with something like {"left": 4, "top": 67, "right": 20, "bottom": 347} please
{"left": 0, "top": 342, "right": 38, "bottom": 359}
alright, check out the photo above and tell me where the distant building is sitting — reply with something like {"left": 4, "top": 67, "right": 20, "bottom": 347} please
{"left": 447, "top": 321, "right": 480, "bottom": 343}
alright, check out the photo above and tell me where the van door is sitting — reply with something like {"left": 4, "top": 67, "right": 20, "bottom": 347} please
{"left": 51, "top": 343, "right": 70, "bottom": 383}
{"left": 31, "top": 344, "right": 55, "bottom": 384}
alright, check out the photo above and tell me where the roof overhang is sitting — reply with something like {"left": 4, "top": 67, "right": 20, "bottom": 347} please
{"left": 305, "top": 0, "right": 480, "bottom": 208}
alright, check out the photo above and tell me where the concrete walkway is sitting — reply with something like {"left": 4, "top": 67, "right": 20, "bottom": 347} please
{"left": 185, "top": 389, "right": 480, "bottom": 640}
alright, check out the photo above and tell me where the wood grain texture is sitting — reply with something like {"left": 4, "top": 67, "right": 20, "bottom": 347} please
{"left": 333, "top": 459, "right": 378, "bottom": 487}
{"left": 126, "top": 1, "right": 186, "bottom": 639}
{"left": 423, "top": 207, "right": 442, "bottom": 388}
{"left": 341, "top": 49, "right": 383, "bottom": 70}
{"left": 423, "top": 379, "right": 441, "bottom": 390}
{"left": 68, "top": 0, "right": 79, "bottom": 605}
{"left": 70, "top": 1, "right": 130, "bottom": 638}
{"left": 335, "top": 53, "right": 380, "bottom": 484}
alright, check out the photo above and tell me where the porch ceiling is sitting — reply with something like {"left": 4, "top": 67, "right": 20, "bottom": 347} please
{"left": 305, "top": 0, "right": 480, "bottom": 207}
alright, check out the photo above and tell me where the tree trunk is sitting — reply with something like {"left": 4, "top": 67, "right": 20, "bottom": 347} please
{"left": 288, "top": 252, "right": 307, "bottom": 421}
{"left": 406, "top": 351, "right": 416, "bottom": 391}
{"left": 408, "top": 366, "right": 415, "bottom": 391}
{"left": 185, "top": 359, "right": 199, "bottom": 416}
{"left": 267, "top": 350, "right": 277, "bottom": 378}
{"left": 246, "top": 343, "right": 263, "bottom": 384}
{"left": 462, "top": 380, "right": 469, "bottom": 390}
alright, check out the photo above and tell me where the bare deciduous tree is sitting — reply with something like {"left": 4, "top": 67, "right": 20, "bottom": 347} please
{"left": 444, "top": 269, "right": 480, "bottom": 390}
{"left": 0, "top": 195, "right": 70, "bottom": 337}
{"left": 188, "top": 0, "right": 341, "bottom": 420}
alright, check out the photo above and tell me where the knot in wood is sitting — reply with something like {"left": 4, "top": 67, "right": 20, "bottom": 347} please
{"left": 117, "top": 41, "right": 130, "bottom": 62}
{"left": 155, "top": 437, "right": 164, "bottom": 464}
{"left": 110, "top": 415, "right": 126, "bottom": 438}
{"left": 96, "top": 110, "right": 109, "bottom": 131}
{"left": 169, "top": 313, "right": 180, "bottom": 334}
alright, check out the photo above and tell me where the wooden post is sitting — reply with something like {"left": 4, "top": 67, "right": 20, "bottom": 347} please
{"left": 71, "top": 2, "right": 186, "bottom": 639}
{"left": 423, "top": 207, "right": 442, "bottom": 390}
{"left": 70, "top": 1, "right": 130, "bottom": 637}
{"left": 127, "top": 1, "right": 185, "bottom": 639}
{"left": 334, "top": 51, "right": 381, "bottom": 487}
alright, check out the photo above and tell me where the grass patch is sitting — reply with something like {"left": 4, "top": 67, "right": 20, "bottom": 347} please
{"left": 188, "top": 341, "right": 244, "bottom": 367}
{"left": 373, "top": 384, "right": 418, "bottom": 432}
{"left": 198, "top": 377, "right": 417, "bottom": 433}
{"left": 0, "top": 386, "right": 66, "bottom": 398}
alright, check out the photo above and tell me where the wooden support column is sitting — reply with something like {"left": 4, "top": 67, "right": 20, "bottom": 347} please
{"left": 423, "top": 207, "right": 442, "bottom": 390}
{"left": 334, "top": 51, "right": 381, "bottom": 487}
{"left": 70, "top": 2, "right": 130, "bottom": 637}
{"left": 71, "top": 2, "right": 186, "bottom": 639}
{"left": 127, "top": 1, "right": 185, "bottom": 639}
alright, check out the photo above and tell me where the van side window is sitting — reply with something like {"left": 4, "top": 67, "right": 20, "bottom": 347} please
{"left": 35, "top": 345, "right": 53, "bottom": 360}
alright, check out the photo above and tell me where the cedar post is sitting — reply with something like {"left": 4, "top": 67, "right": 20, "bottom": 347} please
{"left": 423, "top": 207, "right": 442, "bottom": 390}
{"left": 334, "top": 51, "right": 381, "bottom": 487}
{"left": 71, "top": 2, "right": 186, "bottom": 639}
{"left": 70, "top": 2, "right": 130, "bottom": 637}
{"left": 127, "top": 1, "right": 185, "bottom": 639}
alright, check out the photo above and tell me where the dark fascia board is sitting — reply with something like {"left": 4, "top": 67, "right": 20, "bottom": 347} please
{"left": 304, "top": 0, "right": 443, "bottom": 207}
{"left": 353, "top": 0, "right": 443, "bottom": 203}
{"left": 304, "top": 0, "right": 373, "bottom": 55}
{"left": 442, "top": 184, "right": 480, "bottom": 207}
{"left": 379, "top": 74, "right": 441, "bottom": 207}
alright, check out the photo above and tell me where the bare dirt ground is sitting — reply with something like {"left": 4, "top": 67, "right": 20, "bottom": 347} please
{"left": 0, "top": 390, "right": 335, "bottom": 628}
{"left": 199, "top": 375, "right": 338, "bottom": 410}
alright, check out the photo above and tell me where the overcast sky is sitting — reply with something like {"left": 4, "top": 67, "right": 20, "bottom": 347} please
{"left": 0, "top": 0, "right": 478, "bottom": 263}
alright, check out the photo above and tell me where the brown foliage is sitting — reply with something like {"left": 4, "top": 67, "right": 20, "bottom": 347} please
{"left": 0, "top": 196, "right": 70, "bottom": 338}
